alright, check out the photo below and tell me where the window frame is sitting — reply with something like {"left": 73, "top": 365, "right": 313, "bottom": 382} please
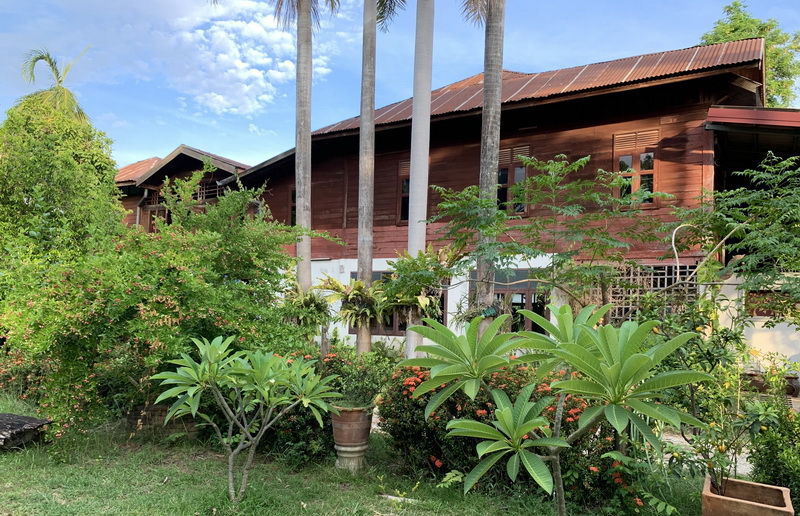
{"left": 397, "top": 160, "right": 410, "bottom": 225}
{"left": 289, "top": 188, "right": 297, "bottom": 226}
{"left": 613, "top": 130, "right": 660, "bottom": 209}
{"left": 497, "top": 145, "right": 530, "bottom": 214}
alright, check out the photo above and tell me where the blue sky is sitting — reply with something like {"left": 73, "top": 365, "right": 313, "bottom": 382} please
{"left": 1, "top": 0, "right": 798, "bottom": 168}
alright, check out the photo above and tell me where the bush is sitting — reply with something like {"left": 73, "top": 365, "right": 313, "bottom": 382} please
{"left": 263, "top": 343, "right": 398, "bottom": 467}
{"left": 378, "top": 363, "right": 629, "bottom": 506}
{"left": 750, "top": 408, "right": 800, "bottom": 508}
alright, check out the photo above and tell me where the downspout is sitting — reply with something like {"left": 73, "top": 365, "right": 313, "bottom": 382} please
{"left": 135, "top": 188, "right": 150, "bottom": 227}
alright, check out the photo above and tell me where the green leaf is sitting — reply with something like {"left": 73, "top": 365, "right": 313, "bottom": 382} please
{"left": 626, "top": 399, "right": 680, "bottom": 428}
{"left": 519, "top": 449, "right": 553, "bottom": 494}
{"left": 552, "top": 379, "right": 607, "bottom": 398}
{"left": 447, "top": 419, "right": 506, "bottom": 441}
{"left": 604, "top": 404, "right": 630, "bottom": 434}
{"left": 578, "top": 405, "right": 604, "bottom": 430}
{"left": 527, "top": 437, "right": 569, "bottom": 448}
{"left": 463, "top": 378, "right": 481, "bottom": 400}
{"left": 506, "top": 453, "right": 520, "bottom": 481}
{"left": 413, "top": 375, "right": 462, "bottom": 399}
{"left": 477, "top": 439, "right": 512, "bottom": 458}
{"left": 424, "top": 381, "right": 465, "bottom": 419}
{"left": 633, "top": 371, "right": 712, "bottom": 395}
{"left": 626, "top": 410, "right": 662, "bottom": 451}
{"left": 463, "top": 452, "right": 507, "bottom": 493}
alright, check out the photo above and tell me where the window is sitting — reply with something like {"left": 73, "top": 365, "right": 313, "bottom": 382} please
{"left": 470, "top": 269, "right": 548, "bottom": 333}
{"left": 398, "top": 160, "right": 410, "bottom": 223}
{"left": 498, "top": 146, "right": 530, "bottom": 213}
{"left": 613, "top": 130, "right": 659, "bottom": 205}
{"left": 289, "top": 188, "right": 296, "bottom": 226}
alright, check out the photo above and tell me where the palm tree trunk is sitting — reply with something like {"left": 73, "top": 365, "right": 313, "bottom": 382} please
{"left": 405, "top": 0, "right": 435, "bottom": 357}
{"left": 475, "top": 0, "right": 506, "bottom": 331}
{"left": 356, "top": 0, "right": 377, "bottom": 355}
{"left": 296, "top": 0, "right": 313, "bottom": 290}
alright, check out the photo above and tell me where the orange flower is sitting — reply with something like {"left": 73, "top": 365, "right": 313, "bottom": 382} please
{"left": 476, "top": 409, "right": 488, "bottom": 417}
{"left": 589, "top": 466, "right": 599, "bottom": 472}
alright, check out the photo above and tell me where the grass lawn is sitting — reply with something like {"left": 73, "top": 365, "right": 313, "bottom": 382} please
{"left": 0, "top": 395, "right": 702, "bottom": 516}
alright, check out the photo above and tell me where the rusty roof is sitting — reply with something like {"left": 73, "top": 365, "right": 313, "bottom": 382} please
{"left": 315, "top": 38, "right": 764, "bottom": 136}
{"left": 116, "top": 157, "right": 161, "bottom": 186}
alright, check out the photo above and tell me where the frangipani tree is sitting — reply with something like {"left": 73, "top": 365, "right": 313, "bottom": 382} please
{"left": 402, "top": 304, "right": 711, "bottom": 516}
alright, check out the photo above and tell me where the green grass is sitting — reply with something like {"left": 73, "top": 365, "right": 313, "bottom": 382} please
{"left": 0, "top": 392, "right": 39, "bottom": 416}
{"left": 0, "top": 404, "right": 702, "bottom": 516}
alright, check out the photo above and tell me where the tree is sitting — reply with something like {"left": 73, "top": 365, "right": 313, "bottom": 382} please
{"left": 701, "top": 1, "right": 800, "bottom": 107}
{"left": 154, "top": 336, "right": 339, "bottom": 503}
{"left": 269, "top": 0, "right": 341, "bottom": 291}
{"left": 0, "top": 97, "right": 123, "bottom": 259}
{"left": 18, "top": 47, "right": 90, "bottom": 123}
{"left": 469, "top": 0, "right": 506, "bottom": 326}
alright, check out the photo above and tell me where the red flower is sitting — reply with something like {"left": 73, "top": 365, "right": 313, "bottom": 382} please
{"left": 635, "top": 498, "right": 643, "bottom": 506}
{"left": 475, "top": 409, "right": 488, "bottom": 417}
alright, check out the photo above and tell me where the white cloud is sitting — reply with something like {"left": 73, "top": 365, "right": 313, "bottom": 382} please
{"left": 1, "top": 0, "right": 361, "bottom": 117}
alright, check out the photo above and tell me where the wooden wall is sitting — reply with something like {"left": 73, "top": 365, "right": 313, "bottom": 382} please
{"left": 258, "top": 75, "right": 744, "bottom": 263}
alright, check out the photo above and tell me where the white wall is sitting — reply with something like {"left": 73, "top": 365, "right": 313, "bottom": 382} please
{"left": 311, "top": 254, "right": 553, "bottom": 350}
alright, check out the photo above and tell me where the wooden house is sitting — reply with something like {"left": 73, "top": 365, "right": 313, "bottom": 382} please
{"left": 223, "top": 38, "right": 782, "bottom": 338}
{"left": 116, "top": 145, "right": 249, "bottom": 232}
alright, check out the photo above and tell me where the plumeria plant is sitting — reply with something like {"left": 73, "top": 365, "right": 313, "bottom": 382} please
{"left": 153, "top": 336, "right": 340, "bottom": 504}
{"left": 403, "top": 304, "right": 711, "bottom": 516}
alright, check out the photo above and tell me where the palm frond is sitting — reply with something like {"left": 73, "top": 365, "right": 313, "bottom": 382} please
{"left": 21, "top": 48, "right": 61, "bottom": 86}
{"left": 377, "top": 0, "right": 406, "bottom": 31}
{"left": 272, "top": 0, "right": 340, "bottom": 30}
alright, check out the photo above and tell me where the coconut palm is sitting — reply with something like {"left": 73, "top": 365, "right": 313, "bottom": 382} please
{"left": 268, "top": 0, "right": 340, "bottom": 291}
{"left": 467, "top": 0, "right": 506, "bottom": 324}
{"left": 19, "top": 47, "right": 90, "bottom": 123}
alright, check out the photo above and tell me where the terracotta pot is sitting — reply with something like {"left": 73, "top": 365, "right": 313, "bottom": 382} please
{"left": 331, "top": 405, "right": 373, "bottom": 472}
{"left": 702, "top": 475, "right": 794, "bottom": 516}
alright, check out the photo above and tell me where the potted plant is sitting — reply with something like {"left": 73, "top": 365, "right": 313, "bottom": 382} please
{"left": 675, "top": 355, "right": 793, "bottom": 515}
{"left": 316, "top": 275, "right": 385, "bottom": 354}
{"left": 318, "top": 345, "right": 395, "bottom": 472}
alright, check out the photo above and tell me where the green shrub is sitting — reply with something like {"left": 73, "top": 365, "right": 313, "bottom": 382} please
{"left": 750, "top": 408, "right": 800, "bottom": 508}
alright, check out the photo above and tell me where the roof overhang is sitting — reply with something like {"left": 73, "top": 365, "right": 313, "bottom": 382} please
{"left": 136, "top": 144, "right": 249, "bottom": 187}
{"left": 706, "top": 106, "right": 800, "bottom": 167}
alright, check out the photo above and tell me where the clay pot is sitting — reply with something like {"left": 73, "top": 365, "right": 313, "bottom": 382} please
{"left": 702, "top": 475, "right": 794, "bottom": 516}
{"left": 331, "top": 405, "right": 373, "bottom": 472}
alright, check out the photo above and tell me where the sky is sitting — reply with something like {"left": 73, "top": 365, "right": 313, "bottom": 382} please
{"left": 1, "top": 1, "right": 799, "bottom": 169}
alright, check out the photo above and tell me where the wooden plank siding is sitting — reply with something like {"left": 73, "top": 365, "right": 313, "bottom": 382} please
{"left": 255, "top": 73, "right": 759, "bottom": 263}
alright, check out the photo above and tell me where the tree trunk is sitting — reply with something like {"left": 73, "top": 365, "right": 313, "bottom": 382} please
{"left": 405, "top": 312, "right": 423, "bottom": 358}
{"left": 357, "top": 0, "right": 377, "bottom": 354}
{"left": 295, "top": 0, "right": 313, "bottom": 290}
{"left": 474, "top": 0, "right": 506, "bottom": 330}
{"left": 356, "top": 325, "right": 371, "bottom": 356}
{"left": 406, "top": 0, "right": 435, "bottom": 256}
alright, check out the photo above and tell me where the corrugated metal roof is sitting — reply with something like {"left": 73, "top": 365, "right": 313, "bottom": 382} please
{"left": 116, "top": 157, "right": 161, "bottom": 185}
{"left": 314, "top": 38, "right": 764, "bottom": 136}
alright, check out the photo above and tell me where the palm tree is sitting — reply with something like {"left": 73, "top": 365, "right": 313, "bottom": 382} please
{"left": 356, "top": 0, "right": 378, "bottom": 355}
{"left": 19, "top": 47, "right": 90, "bottom": 123}
{"left": 467, "top": 0, "right": 506, "bottom": 328}
{"left": 355, "top": 0, "right": 407, "bottom": 354}
{"left": 402, "top": 0, "right": 435, "bottom": 357}
{"left": 270, "top": 0, "right": 340, "bottom": 291}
